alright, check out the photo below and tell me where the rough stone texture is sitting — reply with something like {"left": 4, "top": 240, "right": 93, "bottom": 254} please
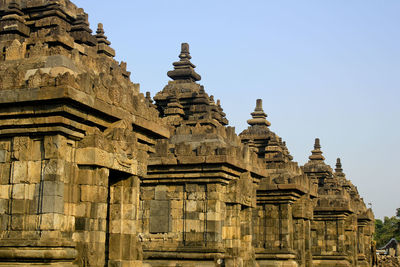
{"left": 0, "top": 1, "right": 165, "bottom": 266}
{"left": 377, "top": 255, "right": 400, "bottom": 267}
{"left": 0, "top": 1, "right": 375, "bottom": 267}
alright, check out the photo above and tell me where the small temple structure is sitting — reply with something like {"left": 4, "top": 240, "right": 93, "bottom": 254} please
{"left": 0, "top": 1, "right": 374, "bottom": 266}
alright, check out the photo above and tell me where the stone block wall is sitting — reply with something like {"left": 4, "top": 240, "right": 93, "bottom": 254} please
{"left": 0, "top": 1, "right": 375, "bottom": 266}
{"left": 0, "top": 135, "right": 77, "bottom": 265}
{"left": 140, "top": 182, "right": 228, "bottom": 264}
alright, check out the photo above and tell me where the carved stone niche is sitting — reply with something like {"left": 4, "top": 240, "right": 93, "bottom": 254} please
{"left": 76, "top": 120, "right": 139, "bottom": 175}
{"left": 226, "top": 172, "right": 256, "bottom": 208}
{"left": 5, "top": 39, "right": 26, "bottom": 60}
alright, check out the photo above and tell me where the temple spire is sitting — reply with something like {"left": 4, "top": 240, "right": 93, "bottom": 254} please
{"left": 247, "top": 99, "right": 271, "bottom": 127}
{"left": 309, "top": 138, "right": 325, "bottom": 161}
{"left": 167, "top": 43, "right": 201, "bottom": 82}
{"left": 95, "top": 23, "right": 115, "bottom": 57}
{"left": 335, "top": 158, "right": 344, "bottom": 175}
{"left": 96, "top": 23, "right": 110, "bottom": 45}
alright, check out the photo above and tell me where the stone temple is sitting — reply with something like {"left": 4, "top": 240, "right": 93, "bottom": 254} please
{"left": 0, "top": 1, "right": 375, "bottom": 266}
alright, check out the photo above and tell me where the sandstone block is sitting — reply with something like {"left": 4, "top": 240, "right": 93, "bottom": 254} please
{"left": 43, "top": 159, "right": 65, "bottom": 181}
{"left": 12, "top": 183, "right": 26, "bottom": 199}
{"left": 122, "top": 220, "right": 136, "bottom": 235}
{"left": 0, "top": 163, "right": 11, "bottom": 184}
{"left": 154, "top": 185, "right": 168, "bottom": 200}
{"left": 186, "top": 200, "right": 197, "bottom": 212}
{"left": 0, "top": 150, "right": 6, "bottom": 163}
{"left": 42, "top": 180, "right": 64, "bottom": 197}
{"left": 111, "top": 219, "right": 122, "bottom": 234}
{"left": 12, "top": 137, "right": 31, "bottom": 161}
{"left": 0, "top": 185, "right": 10, "bottom": 199}
{"left": 12, "top": 161, "right": 28, "bottom": 184}
{"left": 0, "top": 199, "right": 8, "bottom": 213}
{"left": 149, "top": 200, "right": 170, "bottom": 233}
{"left": 80, "top": 185, "right": 98, "bottom": 202}
{"left": 42, "top": 195, "right": 64, "bottom": 214}
{"left": 185, "top": 219, "right": 201, "bottom": 232}
{"left": 27, "top": 161, "right": 42, "bottom": 183}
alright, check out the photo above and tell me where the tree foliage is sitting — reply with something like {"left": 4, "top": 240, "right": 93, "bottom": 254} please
{"left": 374, "top": 209, "right": 400, "bottom": 248}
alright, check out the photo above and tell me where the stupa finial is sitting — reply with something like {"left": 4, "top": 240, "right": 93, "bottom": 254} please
{"left": 314, "top": 138, "right": 321, "bottom": 149}
{"left": 247, "top": 99, "right": 271, "bottom": 127}
{"left": 96, "top": 23, "right": 110, "bottom": 45}
{"left": 335, "top": 158, "right": 344, "bottom": 174}
{"left": 97, "top": 23, "right": 104, "bottom": 33}
{"left": 255, "top": 99, "right": 263, "bottom": 111}
{"left": 179, "top": 43, "right": 192, "bottom": 61}
{"left": 167, "top": 43, "right": 201, "bottom": 82}
{"left": 95, "top": 23, "right": 115, "bottom": 57}
{"left": 309, "top": 138, "right": 325, "bottom": 161}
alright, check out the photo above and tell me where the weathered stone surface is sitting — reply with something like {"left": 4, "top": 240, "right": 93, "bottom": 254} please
{"left": 0, "top": 150, "right": 5, "bottom": 163}
{"left": 0, "top": 1, "right": 374, "bottom": 267}
{"left": 149, "top": 200, "right": 170, "bottom": 233}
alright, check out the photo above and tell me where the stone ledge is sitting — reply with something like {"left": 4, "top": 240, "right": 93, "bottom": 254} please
{"left": 0, "top": 247, "right": 77, "bottom": 261}
{"left": 143, "top": 251, "right": 224, "bottom": 260}
{"left": 0, "top": 86, "right": 169, "bottom": 139}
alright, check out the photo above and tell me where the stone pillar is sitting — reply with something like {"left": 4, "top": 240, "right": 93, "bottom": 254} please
{"left": 264, "top": 204, "right": 279, "bottom": 250}
{"left": 280, "top": 203, "right": 293, "bottom": 250}
{"left": 107, "top": 173, "right": 142, "bottom": 266}
{"left": 293, "top": 218, "right": 305, "bottom": 267}
{"left": 292, "top": 195, "right": 314, "bottom": 267}
{"left": 337, "top": 219, "right": 345, "bottom": 253}
{"left": 183, "top": 183, "right": 207, "bottom": 247}
{"left": 73, "top": 166, "right": 109, "bottom": 267}
{"left": 357, "top": 222, "right": 370, "bottom": 267}
{"left": 345, "top": 215, "right": 358, "bottom": 266}
{"left": 224, "top": 204, "right": 241, "bottom": 259}
{"left": 304, "top": 219, "right": 312, "bottom": 267}
{"left": 206, "top": 183, "right": 224, "bottom": 248}
{"left": 251, "top": 205, "right": 265, "bottom": 249}
{"left": 240, "top": 206, "right": 257, "bottom": 266}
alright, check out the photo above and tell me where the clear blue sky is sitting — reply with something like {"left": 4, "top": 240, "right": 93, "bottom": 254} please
{"left": 73, "top": 0, "right": 400, "bottom": 219}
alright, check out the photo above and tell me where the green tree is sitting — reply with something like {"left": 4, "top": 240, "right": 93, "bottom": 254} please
{"left": 374, "top": 215, "right": 400, "bottom": 248}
